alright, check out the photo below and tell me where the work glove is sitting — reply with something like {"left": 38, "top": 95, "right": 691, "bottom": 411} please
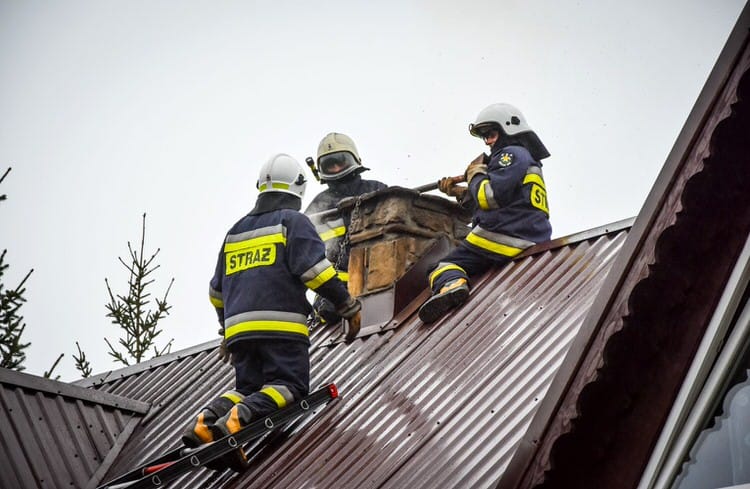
{"left": 313, "top": 295, "right": 342, "bottom": 325}
{"left": 438, "top": 177, "right": 468, "bottom": 200}
{"left": 336, "top": 297, "right": 362, "bottom": 342}
{"left": 218, "top": 327, "right": 231, "bottom": 364}
{"left": 464, "top": 152, "right": 489, "bottom": 184}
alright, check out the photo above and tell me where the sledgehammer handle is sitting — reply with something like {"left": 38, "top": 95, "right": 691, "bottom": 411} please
{"left": 307, "top": 175, "right": 466, "bottom": 221}
{"left": 411, "top": 174, "right": 466, "bottom": 193}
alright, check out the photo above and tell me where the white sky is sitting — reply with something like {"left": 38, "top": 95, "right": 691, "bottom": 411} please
{"left": 2, "top": 1, "right": 745, "bottom": 380}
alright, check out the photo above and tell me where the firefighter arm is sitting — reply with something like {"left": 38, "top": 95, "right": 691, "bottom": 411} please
{"left": 289, "top": 213, "right": 351, "bottom": 307}
{"left": 209, "top": 246, "right": 225, "bottom": 324}
{"left": 290, "top": 213, "right": 361, "bottom": 340}
{"left": 469, "top": 155, "right": 529, "bottom": 210}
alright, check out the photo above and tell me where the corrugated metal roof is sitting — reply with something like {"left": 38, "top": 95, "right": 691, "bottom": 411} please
{"left": 0, "top": 368, "right": 148, "bottom": 489}
{"left": 80, "top": 220, "right": 631, "bottom": 489}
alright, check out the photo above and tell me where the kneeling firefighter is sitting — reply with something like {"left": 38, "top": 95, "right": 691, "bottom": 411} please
{"left": 182, "top": 153, "right": 362, "bottom": 449}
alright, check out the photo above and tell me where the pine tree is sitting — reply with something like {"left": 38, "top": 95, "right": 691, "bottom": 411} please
{"left": 0, "top": 168, "right": 33, "bottom": 371}
{"left": 0, "top": 250, "right": 32, "bottom": 370}
{"left": 72, "top": 342, "right": 92, "bottom": 378}
{"left": 103, "top": 213, "right": 174, "bottom": 366}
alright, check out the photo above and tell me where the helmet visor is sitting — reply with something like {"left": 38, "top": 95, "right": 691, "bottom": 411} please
{"left": 469, "top": 123, "right": 500, "bottom": 139}
{"left": 318, "top": 151, "right": 357, "bottom": 177}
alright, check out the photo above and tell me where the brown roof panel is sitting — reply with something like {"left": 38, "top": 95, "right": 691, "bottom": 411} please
{"left": 0, "top": 368, "right": 148, "bottom": 489}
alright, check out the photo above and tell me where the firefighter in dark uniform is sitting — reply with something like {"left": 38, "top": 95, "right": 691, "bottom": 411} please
{"left": 182, "top": 153, "right": 361, "bottom": 447}
{"left": 418, "top": 103, "right": 552, "bottom": 323}
{"left": 305, "top": 132, "right": 387, "bottom": 325}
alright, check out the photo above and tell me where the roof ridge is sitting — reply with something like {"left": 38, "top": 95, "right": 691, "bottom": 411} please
{"left": 74, "top": 338, "right": 221, "bottom": 388}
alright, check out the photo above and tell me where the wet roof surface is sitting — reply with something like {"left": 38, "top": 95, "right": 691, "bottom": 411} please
{"left": 76, "top": 222, "right": 630, "bottom": 489}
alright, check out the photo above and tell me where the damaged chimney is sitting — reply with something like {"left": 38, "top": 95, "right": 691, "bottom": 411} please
{"left": 338, "top": 187, "right": 471, "bottom": 338}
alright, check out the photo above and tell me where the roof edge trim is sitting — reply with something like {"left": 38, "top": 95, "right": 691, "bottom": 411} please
{"left": 84, "top": 416, "right": 142, "bottom": 489}
{"left": 0, "top": 367, "right": 150, "bottom": 413}
{"left": 517, "top": 217, "right": 635, "bottom": 259}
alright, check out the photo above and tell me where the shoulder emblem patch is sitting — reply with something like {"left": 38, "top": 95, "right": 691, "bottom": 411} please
{"left": 498, "top": 152, "right": 514, "bottom": 167}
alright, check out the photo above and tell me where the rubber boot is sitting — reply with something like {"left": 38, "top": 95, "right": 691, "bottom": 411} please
{"left": 208, "top": 403, "right": 254, "bottom": 472}
{"left": 418, "top": 278, "right": 470, "bottom": 324}
{"left": 181, "top": 396, "right": 236, "bottom": 448}
{"left": 181, "top": 408, "right": 220, "bottom": 448}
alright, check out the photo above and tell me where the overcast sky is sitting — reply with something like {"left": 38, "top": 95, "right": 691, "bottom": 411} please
{"left": 2, "top": 1, "right": 745, "bottom": 380}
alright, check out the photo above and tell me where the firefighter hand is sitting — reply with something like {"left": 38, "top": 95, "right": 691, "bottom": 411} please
{"left": 438, "top": 177, "right": 468, "bottom": 199}
{"left": 217, "top": 327, "right": 230, "bottom": 364}
{"left": 336, "top": 297, "right": 361, "bottom": 319}
{"left": 343, "top": 310, "right": 361, "bottom": 342}
{"left": 337, "top": 297, "right": 362, "bottom": 341}
{"left": 219, "top": 337, "right": 231, "bottom": 364}
{"left": 464, "top": 152, "right": 489, "bottom": 183}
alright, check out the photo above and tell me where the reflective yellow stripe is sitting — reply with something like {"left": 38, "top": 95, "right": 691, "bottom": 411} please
{"left": 319, "top": 226, "right": 346, "bottom": 242}
{"left": 429, "top": 264, "right": 466, "bottom": 289}
{"left": 337, "top": 271, "right": 349, "bottom": 282}
{"left": 224, "top": 233, "right": 286, "bottom": 252}
{"left": 523, "top": 173, "right": 545, "bottom": 188}
{"left": 225, "top": 320, "right": 309, "bottom": 338}
{"left": 221, "top": 391, "right": 243, "bottom": 404}
{"left": 466, "top": 232, "right": 524, "bottom": 257}
{"left": 477, "top": 179, "right": 492, "bottom": 210}
{"left": 209, "top": 295, "right": 224, "bottom": 308}
{"left": 530, "top": 183, "right": 549, "bottom": 214}
{"left": 259, "top": 182, "right": 290, "bottom": 191}
{"left": 304, "top": 265, "right": 337, "bottom": 290}
{"left": 260, "top": 387, "right": 288, "bottom": 408}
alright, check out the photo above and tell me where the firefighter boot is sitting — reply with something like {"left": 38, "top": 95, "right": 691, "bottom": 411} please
{"left": 213, "top": 403, "right": 254, "bottom": 437}
{"left": 181, "top": 395, "right": 237, "bottom": 448}
{"left": 181, "top": 408, "right": 221, "bottom": 448}
{"left": 418, "top": 278, "right": 470, "bottom": 324}
{"left": 209, "top": 403, "right": 254, "bottom": 472}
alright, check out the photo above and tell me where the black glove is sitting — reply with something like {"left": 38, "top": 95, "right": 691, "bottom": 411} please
{"left": 336, "top": 297, "right": 362, "bottom": 319}
{"left": 217, "top": 327, "right": 230, "bottom": 364}
{"left": 336, "top": 297, "right": 362, "bottom": 342}
{"left": 314, "top": 295, "right": 342, "bottom": 324}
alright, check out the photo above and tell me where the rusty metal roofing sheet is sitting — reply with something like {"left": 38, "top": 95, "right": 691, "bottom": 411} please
{"left": 81, "top": 221, "right": 630, "bottom": 489}
{"left": 0, "top": 368, "right": 148, "bottom": 489}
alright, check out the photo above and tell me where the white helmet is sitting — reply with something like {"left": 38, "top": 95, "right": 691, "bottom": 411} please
{"left": 469, "top": 103, "right": 531, "bottom": 137}
{"left": 316, "top": 132, "right": 366, "bottom": 181}
{"left": 256, "top": 153, "right": 307, "bottom": 198}
{"left": 468, "top": 103, "right": 550, "bottom": 160}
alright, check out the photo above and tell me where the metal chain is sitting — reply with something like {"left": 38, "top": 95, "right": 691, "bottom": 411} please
{"left": 309, "top": 196, "right": 362, "bottom": 330}
{"left": 335, "top": 195, "right": 363, "bottom": 272}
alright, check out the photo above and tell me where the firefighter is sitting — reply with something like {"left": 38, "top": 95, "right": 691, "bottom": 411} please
{"left": 418, "top": 103, "right": 552, "bottom": 323}
{"left": 305, "top": 132, "right": 387, "bottom": 325}
{"left": 182, "top": 153, "right": 362, "bottom": 448}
